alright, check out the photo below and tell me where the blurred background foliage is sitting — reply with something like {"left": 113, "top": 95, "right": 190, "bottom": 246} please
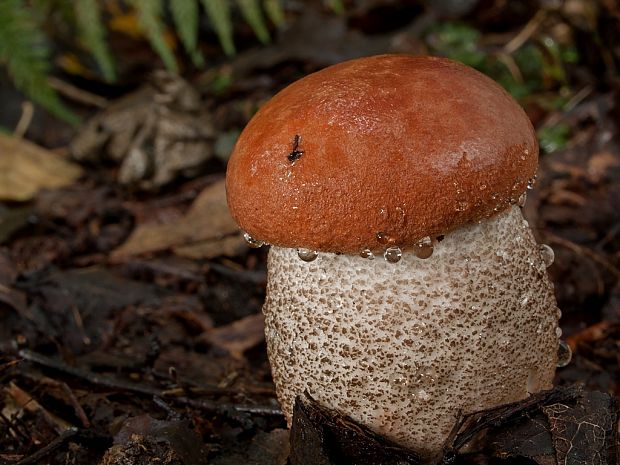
{"left": 0, "top": 0, "right": 618, "bottom": 154}
{"left": 0, "top": 0, "right": 343, "bottom": 123}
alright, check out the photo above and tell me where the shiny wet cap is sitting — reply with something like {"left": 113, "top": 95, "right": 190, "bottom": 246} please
{"left": 226, "top": 55, "right": 538, "bottom": 253}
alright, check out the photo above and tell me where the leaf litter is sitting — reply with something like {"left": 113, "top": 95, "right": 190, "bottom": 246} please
{"left": 0, "top": 1, "right": 619, "bottom": 464}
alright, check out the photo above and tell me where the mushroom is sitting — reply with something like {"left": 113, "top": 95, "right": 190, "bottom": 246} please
{"left": 226, "top": 55, "right": 564, "bottom": 461}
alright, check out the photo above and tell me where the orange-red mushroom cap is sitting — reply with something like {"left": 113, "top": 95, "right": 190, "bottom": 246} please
{"left": 226, "top": 55, "right": 538, "bottom": 254}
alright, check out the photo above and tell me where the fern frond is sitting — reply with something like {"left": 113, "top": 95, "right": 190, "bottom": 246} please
{"left": 0, "top": 0, "right": 78, "bottom": 124}
{"left": 200, "top": 0, "right": 235, "bottom": 56}
{"left": 170, "top": 0, "right": 204, "bottom": 66}
{"left": 74, "top": 0, "right": 116, "bottom": 82}
{"left": 325, "top": 0, "right": 344, "bottom": 14}
{"left": 263, "top": 0, "right": 285, "bottom": 27}
{"left": 237, "top": 0, "right": 269, "bottom": 44}
{"left": 129, "top": 0, "right": 178, "bottom": 72}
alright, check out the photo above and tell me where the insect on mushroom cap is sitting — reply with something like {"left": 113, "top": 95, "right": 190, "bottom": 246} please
{"left": 226, "top": 55, "right": 538, "bottom": 253}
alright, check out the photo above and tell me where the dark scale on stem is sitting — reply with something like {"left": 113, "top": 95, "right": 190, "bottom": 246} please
{"left": 288, "top": 134, "right": 304, "bottom": 162}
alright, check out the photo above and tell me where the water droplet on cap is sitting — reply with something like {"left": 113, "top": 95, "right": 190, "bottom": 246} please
{"left": 376, "top": 232, "right": 390, "bottom": 245}
{"left": 414, "top": 236, "right": 434, "bottom": 259}
{"left": 456, "top": 201, "right": 468, "bottom": 212}
{"left": 555, "top": 326, "right": 563, "bottom": 338}
{"left": 527, "top": 175, "right": 538, "bottom": 190}
{"left": 298, "top": 249, "right": 318, "bottom": 262}
{"left": 414, "top": 388, "right": 430, "bottom": 401}
{"left": 539, "top": 244, "right": 555, "bottom": 267}
{"left": 389, "top": 373, "right": 409, "bottom": 387}
{"left": 384, "top": 246, "right": 402, "bottom": 263}
{"left": 243, "top": 232, "right": 264, "bottom": 248}
{"left": 360, "top": 249, "right": 375, "bottom": 260}
{"left": 557, "top": 340, "right": 572, "bottom": 367}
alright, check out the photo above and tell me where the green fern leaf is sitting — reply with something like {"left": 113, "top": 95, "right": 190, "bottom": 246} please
{"left": 200, "top": 0, "right": 235, "bottom": 56}
{"left": 129, "top": 0, "right": 178, "bottom": 72}
{"left": 325, "top": 0, "right": 344, "bottom": 14}
{"left": 170, "top": 0, "right": 204, "bottom": 67}
{"left": 237, "top": 0, "right": 269, "bottom": 44}
{"left": 263, "top": 0, "right": 285, "bottom": 27}
{"left": 0, "top": 0, "right": 78, "bottom": 124}
{"left": 74, "top": 0, "right": 116, "bottom": 82}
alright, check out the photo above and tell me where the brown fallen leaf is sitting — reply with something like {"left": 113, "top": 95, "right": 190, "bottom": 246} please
{"left": 587, "top": 150, "right": 620, "bottom": 183}
{"left": 289, "top": 394, "right": 422, "bottom": 465}
{"left": 71, "top": 72, "right": 214, "bottom": 190}
{"left": 111, "top": 179, "right": 241, "bottom": 260}
{"left": 200, "top": 313, "right": 265, "bottom": 360}
{"left": 211, "top": 429, "right": 289, "bottom": 465}
{"left": 5, "top": 382, "right": 74, "bottom": 433}
{"left": 0, "top": 133, "right": 82, "bottom": 201}
{"left": 544, "top": 392, "right": 618, "bottom": 465}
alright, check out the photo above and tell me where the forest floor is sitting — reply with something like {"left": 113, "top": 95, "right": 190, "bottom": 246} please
{"left": 0, "top": 1, "right": 618, "bottom": 464}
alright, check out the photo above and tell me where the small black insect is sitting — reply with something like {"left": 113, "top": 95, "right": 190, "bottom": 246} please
{"left": 288, "top": 134, "right": 304, "bottom": 162}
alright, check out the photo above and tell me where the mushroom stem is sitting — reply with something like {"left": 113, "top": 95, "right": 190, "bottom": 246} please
{"left": 263, "top": 206, "right": 559, "bottom": 460}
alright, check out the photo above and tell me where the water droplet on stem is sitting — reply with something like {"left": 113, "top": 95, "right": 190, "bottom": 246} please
{"left": 539, "top": 244, "right": 555, "bottom": 267}
{"left": 414, "top": 237, "right": 434, "bottom": 259}
{"left": 557, "top": 340, "right": 572, "bottom": 367}
{"left": 360, "top": 249, "right": 375, "bottom": 260}
{"left": 384, "top": 246, "right": 402, "bottom": 263}
{"left": 243, "top": 232, "right": 264, "bottom": 248}
{"left": 298, "top": 249, "right": 318, "bottom": 262}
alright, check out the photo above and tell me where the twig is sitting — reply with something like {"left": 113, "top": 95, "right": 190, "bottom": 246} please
{"left": 39, "top": 377, "right": 91, "bottom": 428}
{"left": 539, "top": 85, "right": 594, "bottom": 129}
{"left": 545, "top": 232, "right": 620, "bottom": 278}
{"left": 15, "top": 348, "right": 283, "bottom": 417}
{"left": 153, "top": 396, "right": 183, "bottom": 420}
{"left": 6, "top": 382, "right": 74, "bottom": 434}
{"left": 13, "top": 102, "right": 34, "bottom": 139}
{"left": 47, "top": 76, "right": 108, "bottom": 108}
{"left": 180, "top": 396, "right": 282, "bottom": 417}
{"left": 503, "top": 9, "right": 547, "bottom": 55}
{"left": 0, "top": 410, "right": 30, "bottom": 442}
{"left": 16, "top": 427, "right": 78, "bottom": 465}
{"left": 0, "top": 359, "right": 21, "bottom": 373}
{"left": 495, "top": 52, "right": 524, "bottom": 83}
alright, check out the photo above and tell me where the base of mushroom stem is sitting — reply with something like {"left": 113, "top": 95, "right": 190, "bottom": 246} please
{"left": 263, "top": 206, "right": 561, "bottom": 458}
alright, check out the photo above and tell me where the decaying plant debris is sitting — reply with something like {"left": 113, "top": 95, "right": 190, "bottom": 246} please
{"left": 0, "top": 1, "right": 619, "bottom": 464}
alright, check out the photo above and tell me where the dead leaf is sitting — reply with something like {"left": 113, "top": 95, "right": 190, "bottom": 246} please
{"left": 19, "top": 266, "right": 165, "bottom": 353}
{"left": 71, "top": 72, "right": 214, "bottom": 189}
{"left": 111, "top": 179, "right": 240, "bottom": 260}
{"left": 201, "top": 313, "right": 265, "bottom": 360}
{"left": 587, "top": 150, "right": 620, "bottom": 183}
{"left": 211, "top": 429, "right": 289, "bottom": 465}
{"left": 544, "top": 391, "right": 618, "bottom": 465}
{"left": 289, "top": 394, "right": 422, "bottom": 465}
{"left": 0, "top": 134, "right": 82, "bottom": 201}
{"left": 5, "top": 382, "right": 74, "bottom": 433}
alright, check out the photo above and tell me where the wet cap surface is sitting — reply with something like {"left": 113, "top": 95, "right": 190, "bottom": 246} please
{"left": 226, "top": 55, "right": 538, "bottom": 253}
